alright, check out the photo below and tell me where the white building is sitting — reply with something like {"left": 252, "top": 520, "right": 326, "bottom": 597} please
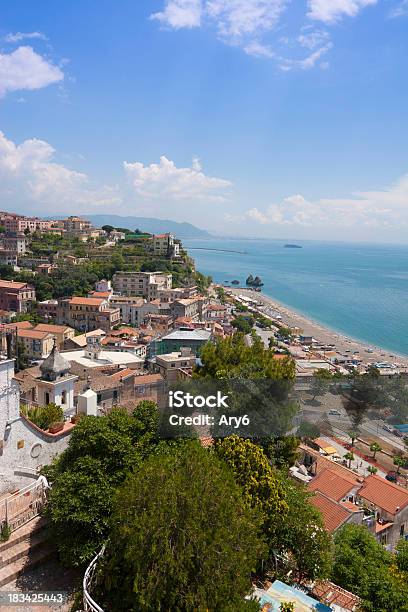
{"left": 112, "top": 271, "right": 172, "bottom": 300}
{"left": 36, "top": 344, "right": 77, "bottom": 411}
{"left": 0, "top": 358, "right": 71, "bottom": 493}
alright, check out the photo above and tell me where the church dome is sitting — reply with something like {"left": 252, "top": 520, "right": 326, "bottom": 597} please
{"left": 40, "top": 343, "right": 71, "bottom": 381}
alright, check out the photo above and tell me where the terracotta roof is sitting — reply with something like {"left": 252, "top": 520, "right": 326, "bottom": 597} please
{"left": 299, "top": 444, "right": 361, "bottom": 484}
{"left": 18, "top": 329, "right": 53, "bottom": 340}
{"left": 312, "top": 580, "right": 361, "bottom": 611}
{"left": 308, "top": 468, "right": 358, "bottom": 502}
{"left": 69, "top": 296, "right": 105, "bottom": 306}
{"left": 358, "top": 474, "right": 408, "bottom": 515}
{"left": 88, "top": 291, "right": 111, "bottom": 298}
{"left": 10, "top": 320, "right": 34, "bottom": 330}
{"left": 109, "top": 368, "right": 135, "bottom": 382}
{"left": 134, "top": 374, "right": 163, "bottom": 386}
{"left": 310, "top": 491, "right": 352, "bottom": 533}
{"left": 0, "top": 279, "right": 29, "bottom": 289}
{"left": 35, "top": 323, "right": 72, "bottom": 334}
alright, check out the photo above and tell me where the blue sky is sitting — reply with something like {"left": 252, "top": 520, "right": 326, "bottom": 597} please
{"left": 0, "top": 0, "right": 408, "bottom": 241}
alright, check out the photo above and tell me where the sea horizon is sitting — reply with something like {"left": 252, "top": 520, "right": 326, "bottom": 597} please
{"left": 184, "top": 237, "right": 408, "bottom": 357}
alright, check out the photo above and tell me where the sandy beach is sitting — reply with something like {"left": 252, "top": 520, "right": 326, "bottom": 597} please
{"left": 226, "top": 286, "right": 408, "bottom": 370}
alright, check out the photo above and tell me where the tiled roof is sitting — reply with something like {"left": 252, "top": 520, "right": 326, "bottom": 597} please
{"left": 35, "top": 323, "right": 72, "bottom": 333}
{"left": 312, "top": 580, "right": 361, "bottom": 611}
{"left": 0, "top": 279, "right": 28, "bottom": 289}
{"left": 134, "top": 373, "right": 163, "bottom": 385}
{"left": 299, "top": 444, "right": 361, "bottom": 484}
{"left": 18, "top": 329, "right": 53, "bottom": 340}
{"left": 109, "top": 368, "right": 135, "bottom": 382}
{"left": 308, "top": 468, "right": 357, "bottom": 502}
{"left": 358, "top": 474, "right": 408, "bottom": 515}
{"left": 310, "top": 491, "right": 352, "bottom": 533}
{"left": 69, "top": 296, "right": 105, "bottom": 306}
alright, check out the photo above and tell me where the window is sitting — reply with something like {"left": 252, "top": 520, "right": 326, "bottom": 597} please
{"left": 61, "top": 390, "right": 67, "bottom": 405}
{"left": 45, "top": 392, "right": 50, "bottom": 405}
{"left": 401, "top": 524, "right": 405, "bottom": 537}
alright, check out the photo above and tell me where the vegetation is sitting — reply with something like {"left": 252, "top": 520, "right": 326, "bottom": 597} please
{"left": 196, "top": 333, "right": 295, "bottom": 380}
{"left": 232, "top": 314, "right": 255, "bottom": 334}
{"left": 21, "top": 403, "right": 63, "bottom": 430}
{"left": 297, "top": 421, "right": 320, "bottom": 440}
{"left": 310, "top": 368, "right": 333, "bottom": 400}
{"left": 100, "top": 443, "right": 266, "bottom": 611}
{"left": 370, "top": 441, "right": 382, "bottom": 459}
{"left": 45, "top": 404, "right": 160, "bottom": 566}
{"left": 332, "top": 524, "right": 408, "bottom": 611}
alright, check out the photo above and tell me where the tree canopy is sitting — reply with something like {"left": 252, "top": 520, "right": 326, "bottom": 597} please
{"left": 100, "top": 443, "right": 266, "bottom": 611}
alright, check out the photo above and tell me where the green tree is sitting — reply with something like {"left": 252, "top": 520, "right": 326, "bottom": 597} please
{"left": 100, "top": 443, "right": 266, "bottom": 611}
{"left": 15, "top": 340, "right": 30, "bottom": 371}
{"left": 332, "top": 524, "right": 408, "bottom": 612}
{"left": 297, "top": 421, "right": 320, "bottom": 440}
{"left": 280, "top": 603, "right": 295, "bottom": 612}
{"left": 46, "top": 407, "right": 160, "bottom": 566}
{"left": 102, "top": 225, "right": 114, "bottom": 233}
{"left": 215, "top": 436, "right": 288, "bottom": 540}
{"left": 367, "top": 465, "right": 378, "bottom": 475}
{"left": 396, "top": 538, "right": 408, "bottom": 574}
{"left": 344, "top": 451, "right": 354, "bottom": 469}
{"left": 276, "top": 479, "right": 333, "bottom": 583}
{"left": 370, "top": 442, "right": 382, "bottom": 459}
{"left": 310, "top": 369, "right": 333, "bottom": 400}
{"left": 393, "top": 455, "right": 405, "bottom": 474}
{"left": 232, "top": 315, "right": 254, "bottom": 334}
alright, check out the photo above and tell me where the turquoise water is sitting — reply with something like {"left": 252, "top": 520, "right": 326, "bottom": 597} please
{"left": 184, "top": 238, "right": 408, "bottom": 356}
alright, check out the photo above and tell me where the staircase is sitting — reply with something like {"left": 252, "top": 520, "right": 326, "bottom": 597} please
{"left": 0, "top": 517, "right": 54, "bottom": 587}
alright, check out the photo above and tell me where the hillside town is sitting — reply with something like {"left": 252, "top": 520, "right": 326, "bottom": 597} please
{"left": 0, "top": 211, "right": 407, "bottom": 611}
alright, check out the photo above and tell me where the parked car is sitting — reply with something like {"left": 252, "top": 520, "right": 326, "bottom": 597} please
{"left": 383, "top": 424, "right": 394, "bottom": 433}
{"left": 385, "top": 471, "right": 398, "bottom": 483}
{"left": 328, "top": 409, "right": 342, "bottom": 417}
{"left": 393, "top": 428, "right": 403, "bottom": 438}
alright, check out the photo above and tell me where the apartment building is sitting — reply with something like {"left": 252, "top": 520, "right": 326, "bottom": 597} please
{"left": 112, "top": 271, "right": 172, "bottom": 300}
{"left": 170, "top": 296, "right": 208, "bottom": 322}
{"left": 0, "top": 212, "right": 54, "bottom": 234}
{"left": 0, "top": 280, "right": 36, "bottom": 313}
{"left": 57, "top": 296, "right": 121, "bottom": 332}
{"left": 152, "top": 347, "right": 196, "bottom": 381}
{"left": 35, "top": 323, "right": 75, "bottom": 347}
{"left": 157, "top": 286, "right": 198, "bottom": 303}
{"left": 108, "top": 295, "right": 145, "bottom": 326}
{"left": 17, "top": 329, "right": 55, "bottom": 359}
{"left": 152, "top": 233, "right": 180, "bottom": 258}
{"left": 1, "top": 233, "right": 27, "bottom": 254}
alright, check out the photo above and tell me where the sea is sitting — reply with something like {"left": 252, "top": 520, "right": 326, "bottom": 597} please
{"left": 183, "top": 238, "right": 408, "bottom": 357}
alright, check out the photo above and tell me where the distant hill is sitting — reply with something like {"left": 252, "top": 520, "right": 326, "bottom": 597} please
{"left": 83, "top": 214, "right": 211, "bottom": 239}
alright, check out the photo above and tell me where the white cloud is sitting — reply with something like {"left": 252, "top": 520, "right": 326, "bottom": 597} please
{"left": 151, "top": 0, "right": 202, "bottom": 29}
{"left": 0, "top": 132, "right": 119, "bottom": 209}
{"left": 389, "top": 0, "right": 408, "bottom": 17}
{"left": 0, "top": 46, "right": 64, "bottom": 97}
{"left": 151, "top": 0, "right": 345, "bottom": 69}
{"left": 280, "top": 42, "right": 333, "bottom": 70}
{"left": 244, "top": 40, "right": 275, "bottom": 57}
{"left": 307, "top": 0, "right": 377, "bottom": 24}
{"left": 298, "top": 28, "right": 330, "bottom": 49}
{"left": 206, "top": 0, "right": 288, "bottom": 40}
{"left": 124, "top": 155, "right": 232, "bottom": 201}
{"left": 242, "top": 174, "right": 408, "bottom": 229}
{"left": 5, "top": 31, "right": 47, "bottom": 43}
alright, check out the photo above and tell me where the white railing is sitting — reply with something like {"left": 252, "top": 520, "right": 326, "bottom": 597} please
{"left": 83, "top": 545, "right": 105, "bottom": 612}
{"left": 0, "top": 478, "right": 48, "bottom": 533}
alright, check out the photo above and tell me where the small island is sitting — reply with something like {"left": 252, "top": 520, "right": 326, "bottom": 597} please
{"left": 231, "top": 279, "right": 240, "bottom": 285}
{"left": 246, "top": 274, "right": 264, "bottom": 288}
{"left": 284, "top": 244, "right": 302, "bottom": 249}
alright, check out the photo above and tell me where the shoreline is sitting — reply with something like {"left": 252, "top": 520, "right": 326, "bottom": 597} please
{"left": 226, "top": 286, "right": 408, "bottom": 368}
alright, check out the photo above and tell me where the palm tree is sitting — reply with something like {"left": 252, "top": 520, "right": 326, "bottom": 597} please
{"left": 393, "top": 456, "right": 405, "bottom": 475}
{"left": 367, "top": 465, "right": 378, "bottom": 475}
{"left": 370, "top": 442, "right": 382, "bottom": 460}
{"left": 348, "top": 430, "right": 359, "bottom": 449}
{"left": 344, "top": 451, "right": 355, "bottom": 469}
